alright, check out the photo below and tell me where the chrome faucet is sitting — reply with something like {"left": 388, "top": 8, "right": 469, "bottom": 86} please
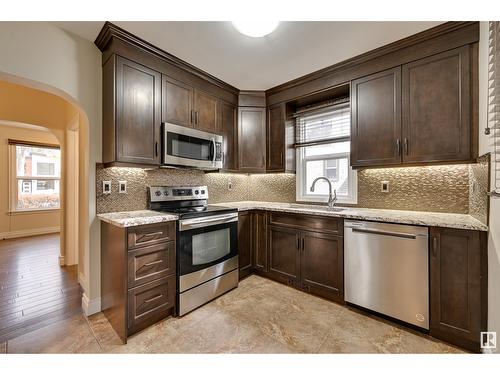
{"left": 310, "top": 177, "right": 337, "bottom": 210}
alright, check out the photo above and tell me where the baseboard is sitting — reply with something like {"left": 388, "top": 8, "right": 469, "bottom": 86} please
{"left": 82, "top": 293, "right": 101, "bottom": 316}
{"left": 0, "top": 226, "right": 60, "bottom": 240}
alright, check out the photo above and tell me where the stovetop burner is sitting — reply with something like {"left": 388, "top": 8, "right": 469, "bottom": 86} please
{"left": 148, "top": 186, "right": 237, "bottom": 219}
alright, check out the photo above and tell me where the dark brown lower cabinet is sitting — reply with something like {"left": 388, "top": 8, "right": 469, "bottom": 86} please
{"left": 101, "top": 221, "right": 176, "bottom": 343}
{"left": 301, "top": 232, "right": 344, "bottom": 303}
{"left": 238, "top": 211, "right": 253, "bottom": 279}
{"left": 429, "top": 227, "right": 487, "bottom": 352}
{"left": 267, "top": 214, "right": 344, "bottom": 302}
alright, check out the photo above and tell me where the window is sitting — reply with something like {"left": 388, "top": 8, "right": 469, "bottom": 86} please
{"left": 9, "top": 141, "right": 61, "bottom": 211}
{"left": 295, "top": 101, "right": 357, "bottom": 203}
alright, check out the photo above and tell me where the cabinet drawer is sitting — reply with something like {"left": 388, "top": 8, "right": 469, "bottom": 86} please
{"left": 127, "top": 242, "right": 175, "bottom": 288}
{"left": 127, "top": 222, "right": 175, "bottom": 249}
{"left": 127, "top": 276, "right": 175, "bottom": 334}
{"left": 269, "top": 212, "right": 343, "bottom": 235}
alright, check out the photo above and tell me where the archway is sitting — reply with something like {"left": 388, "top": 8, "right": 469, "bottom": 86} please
{"left": 0, "top": 76, "right": 91, "bottom": 318}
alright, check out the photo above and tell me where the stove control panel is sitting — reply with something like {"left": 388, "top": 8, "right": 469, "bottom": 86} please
{"left": 149, "top": 186, "right": 208, "bottom": 202}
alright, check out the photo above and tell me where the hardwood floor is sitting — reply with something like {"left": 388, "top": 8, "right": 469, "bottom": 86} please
{"left": 0, "top": 234, "right": 81, "bottom": 343}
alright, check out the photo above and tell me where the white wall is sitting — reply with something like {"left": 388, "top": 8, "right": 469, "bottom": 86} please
{"left": 0, "top": 22, "right": 102, "bottom": 312}
{"left": 479, "top": 22, "right": 500, "bottom": 337}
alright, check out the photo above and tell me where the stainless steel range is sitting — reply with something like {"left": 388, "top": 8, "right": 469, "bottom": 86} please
{"left": 149, "top": 186, "right": 238, "bottom": 316}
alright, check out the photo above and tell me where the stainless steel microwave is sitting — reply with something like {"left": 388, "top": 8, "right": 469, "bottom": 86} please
{"left": 162, "top": 122, "right": 223, "bottom": 170}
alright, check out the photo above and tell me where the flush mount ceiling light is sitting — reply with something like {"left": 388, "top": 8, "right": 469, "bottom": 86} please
{"left": 231, "top": 20, "right": 280, "bottom": 38}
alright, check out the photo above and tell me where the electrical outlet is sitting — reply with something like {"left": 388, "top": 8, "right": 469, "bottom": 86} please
{"left": 119, "top": 181, "right": 127, "bottom": 194}
{"left": 102, "top": 181, "right": 111, "bottom": 194}
{"left": 381, "top": 181, "right": 390, "bottom": 193}
{"left": 228, "top": 180, "right": 233, "bottom": 191}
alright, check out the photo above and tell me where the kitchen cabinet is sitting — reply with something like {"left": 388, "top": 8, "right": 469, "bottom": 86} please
{"left": 351, "top": 46, "right": 475, "bottom": 168}
{"left": 193, "top": 89, "right": 218, "bottom": 133}
{"left": 351, "top": 67, "right": 402, "bottom": 168}
{"left": 218, "top": 101, "right": 238, "bottom": 171}
{"left": 267, "top": 212, "right": 344, "bottom": 302}
{"left": 429, "top": 227, "right": 487, "bottom": 353}
{"left": 402, "top": 46, "right": 472, "bottom": 163}
{"left": 268, "top": 226, "right": 301, "bottom": 285}
{"left": 267, "top": 103, "right": 286, "bottom": 172}
{"left": 103, "top": 55, "right": 161, "bottom": 166}
{"left": 253, "top": 211, "right": 268, "bottom": 273}
{"left": 161, "top": 75, "right": 193, "bottom": 128}
{"left": 238, "top": 107, "right": 267, "bottom": 172}
{"left": 101, "top": 221, "right": 176, "bottom": 343}
{"left": 238, "top": 211, "right": 253, "bottom": 280}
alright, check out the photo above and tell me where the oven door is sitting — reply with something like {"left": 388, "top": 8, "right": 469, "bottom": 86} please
{"left": 178, "top": 212, "right": 238, "bottom": 282}
{"left": 162, "top": 122, "right": 222, "bottom": 169}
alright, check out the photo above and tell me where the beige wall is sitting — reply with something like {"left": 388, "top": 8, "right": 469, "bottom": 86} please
{"left": 479, "top": 22, "right": 500, "bottom": 337}
{"left": 0, "top": 21, "right": 101, "bottom": 314}
{"left": 0, "top": 124, "right": 61, "bottom": 239}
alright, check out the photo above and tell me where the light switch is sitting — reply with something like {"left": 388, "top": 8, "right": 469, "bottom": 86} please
{"left": 102, "top": 181, "right": 111, "bottom": 194}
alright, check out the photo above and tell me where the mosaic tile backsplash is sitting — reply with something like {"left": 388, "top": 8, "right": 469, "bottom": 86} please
{"left": 96, "top": 160, "right": 489, "bottom": 220}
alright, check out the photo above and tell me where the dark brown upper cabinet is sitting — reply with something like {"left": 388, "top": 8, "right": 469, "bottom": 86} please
{"left": 161, "top": 75, "right": 193, "bottom": 128}
{"left": 402, "top": 46, "right": 472, "bottom": 164}
{"left": 350, "top": 67, "right": 402, "bottom": 168}
{"left": 267, "top": 103, "right": 286, "bottom": 172}
{"left": 193, "top": 89, "right": 218, "bottom": 133}
{"left": 238, "top": 107, "right": 267, "bottom": 173}
{"left": 103, "top": 55, "right": 161, "bottom": 166}
{"left": 429, "top": 227, "right": 487, "bottom": 353}
{"left": 217, "top": 101, "right": 238, "bottom": 171}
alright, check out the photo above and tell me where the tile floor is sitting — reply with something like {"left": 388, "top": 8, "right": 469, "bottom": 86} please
{"left": 2, "top": 275, "right": 463, "bottom": 354}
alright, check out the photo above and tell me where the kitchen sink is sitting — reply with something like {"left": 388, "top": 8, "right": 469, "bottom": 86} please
{"left": 288, "top": 203, "right": 345, "bottom": 212}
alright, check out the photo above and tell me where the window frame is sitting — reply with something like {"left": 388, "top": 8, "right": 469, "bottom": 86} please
{"left": 9, "top": 143, "right": 61, "bottom": 213}
{"left": 295, "top": 105, "right": 357, "bottom": 205}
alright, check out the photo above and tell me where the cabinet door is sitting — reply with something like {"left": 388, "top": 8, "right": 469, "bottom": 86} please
{"left": 116, "top": 56, "right": 161, "bottom": 165}
{"left": 161, "top": 75, "right": 193, "bottom": 127}
{"left": 351, "top": 67, "right": 402, "bottom": 168}
{"left": 218, "top": 101, "right": 238, "bottom": 171}
{"left": 301, "top": 232, "right": 344, "bottom": 303}
{"left": 268, "top": 226, "right": 300, "bottom": 284}
{"left": 429, "top": 227, "right": 487, "bottom": 352}
{"left": 193, "top": 89, "right": 218, "bottom": 133}
{"left": 253, "top": 211, "right": 268, "bottom": 272}
{"left": 238, "top": 107, "right": 266, "bottom": 172}
{"left": 238, "top": 211, "right": 253, "bottom": 279}
{"left": 267, "top": 104, "right": 285, "bottom": 172}
{"left": 402, "top": 46, "right": 472, "bottom": 164}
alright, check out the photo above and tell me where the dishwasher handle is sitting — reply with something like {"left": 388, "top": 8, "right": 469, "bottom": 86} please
{"left": 351, "top": 227, "right": 425, "bottom": 240}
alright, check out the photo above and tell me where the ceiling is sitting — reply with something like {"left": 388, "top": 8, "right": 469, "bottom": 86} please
{"left": 54, "top": 21, "right": 443, "bottom": 90}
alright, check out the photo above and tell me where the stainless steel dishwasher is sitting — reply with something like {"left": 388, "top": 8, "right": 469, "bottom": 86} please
{"left": 344, "top": 220, "right": 429, "bottom": 329}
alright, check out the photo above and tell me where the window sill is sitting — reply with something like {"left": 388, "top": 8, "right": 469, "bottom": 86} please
{"left": 9, "top": 208, "right": 61, "bottom": 215}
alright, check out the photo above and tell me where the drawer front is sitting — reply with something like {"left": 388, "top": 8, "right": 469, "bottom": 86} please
{"left": 127, "top": 242, "right": 176, "bottom": 288}
{"left": 269, "top": 212, "right": 343, "bottom": 235}
{"left": 128, "top": 222, "right": 175, "bottom": 249}
{"left": 127, "top": 276, "right": 175, "bottom": 333}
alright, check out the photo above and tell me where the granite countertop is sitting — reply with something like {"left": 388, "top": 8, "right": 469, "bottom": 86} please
{"left": 217, "top": 201, "right": 489, "bottom": 232}
{"left": 97, "top": 203, "right": 488, "bottom": 231}
{"left": 97, "top": 210, "right": 178, "bottom": 228}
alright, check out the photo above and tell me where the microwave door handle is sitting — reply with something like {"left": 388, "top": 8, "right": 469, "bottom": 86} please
{"left": 212, "top": 138, "right": 216, "bottom": 166}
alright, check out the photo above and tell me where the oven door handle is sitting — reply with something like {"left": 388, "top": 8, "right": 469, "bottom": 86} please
{"left": 179, "top": 213, "right": 238, "bottom": 231}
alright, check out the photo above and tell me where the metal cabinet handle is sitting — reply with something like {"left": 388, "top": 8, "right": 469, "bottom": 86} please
{"left": 396, "top": 139, "right": 401, "bottom": 156}
{"left": 404, "top": 138, "right": 409, "bottom": 155}
{"left": 195, "top": 111, "right": 199, "bottom": 125}
{"left": 190, "top": 110, "right": 194, "bottom": 124}
{"left": 301, "top": 237, "right": 305, "bottom": 252}
{"left": 144, "top": 294, "right": 163, "bottom": 304}
{"left": 296, "top": 236, "right": 300, "bottom": 250}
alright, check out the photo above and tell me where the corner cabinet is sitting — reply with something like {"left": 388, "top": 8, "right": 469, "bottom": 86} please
{"left": 103, "top": 55, "right": 161, "bottom": 167}
{"left": 218, "top": 101, "right": 238, "bottom": 171}
{"left": 238, "top": 107, "right": 267, "bottom": 173}
{"left": 350, "top": 45, "right": 477, "bottom": 168}
{"left": 429, "top": 227, "right": 487, "bottom": 352}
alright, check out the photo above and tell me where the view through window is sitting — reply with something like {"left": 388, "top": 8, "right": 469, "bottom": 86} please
{"left": 13, "top": 144, "right": 61, "bottom": 210}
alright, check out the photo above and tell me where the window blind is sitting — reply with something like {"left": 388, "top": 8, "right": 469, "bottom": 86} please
{"left": 489, "top": 21, "right": 500, "bottom": 197}
{"left": 295, "top": 102, "right": 350, "bottom": 148}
